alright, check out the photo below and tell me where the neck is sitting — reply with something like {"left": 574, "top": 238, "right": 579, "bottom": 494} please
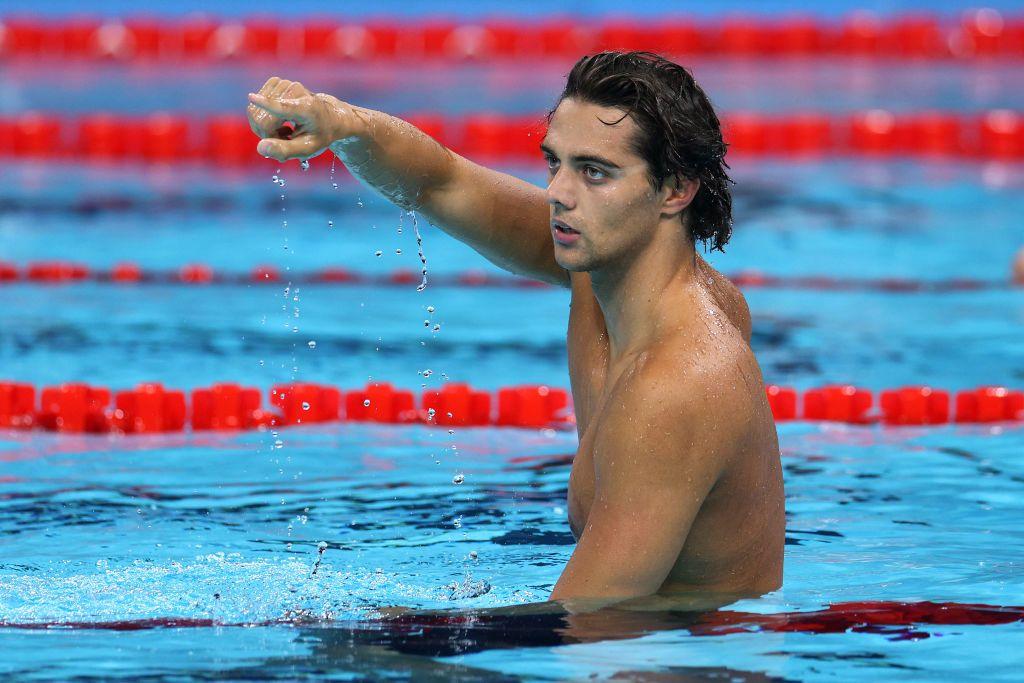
{"left": 590, "top": 221, "right": 701, "bottom": 362}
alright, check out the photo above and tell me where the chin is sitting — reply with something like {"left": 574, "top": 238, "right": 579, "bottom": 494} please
{"left": 554, "top": 254, "right": 592, "bottom": 273}
{"left": 555, "top": 244, "right": 597, "bottom": 272}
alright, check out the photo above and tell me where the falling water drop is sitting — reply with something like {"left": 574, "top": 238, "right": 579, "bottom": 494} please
{"left": 299, "top": 159, "right": 310, "bottom": 171}
{"left": 307, "top": 340, "right": 317, "bottom": 349}
{"left": 363, "top": 399, "right": 371, "bottom": 407}
{"left": 411, "top": 211, "right": 428, "bottom": 292}
{"left": 452, "top": 474, "right": 464, "bottom": 485}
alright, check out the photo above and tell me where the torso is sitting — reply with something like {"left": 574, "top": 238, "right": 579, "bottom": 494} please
{"left": 564, "top": 256, "right": 785, "bottom": 596}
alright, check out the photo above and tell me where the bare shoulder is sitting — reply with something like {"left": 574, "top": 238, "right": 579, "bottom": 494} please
{"left": 697, "top": 257, "right": 752, "bottom": 344}
{"left": 594, "top": 339, "right": 759, "bottom": 479}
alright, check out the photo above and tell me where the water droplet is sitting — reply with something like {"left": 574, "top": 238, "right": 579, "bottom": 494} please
{"left": 452, "top": 474, "right": 464, "bottom": 485}
{"left": 307, "top": 340, "right": 317, "bottom": 349}
{"left": 374, "top": 250, "right": 382, "bottom": 257}
{"left": 468, "top": 550, "right": 478, "bottom": 559}
{"left": 258, "top": 359, "right": 265, "bottom": 366}
{"left": 327, "top": 220, "right": 334, "bottom": 229}
{"left": 395, "top": 248, "right": 402, "bottom": 255}
{"left": 422, "top": 369, "right": 433, "bottom": 378}
{"left": 301, "top": 402, "right": 310, "bottom": 411}
{"left": 299, "top": 159, "right": 310, "bottom": 171}
{"left": 318, "top": 541, "right": 328, "bottom": 551}
{"left": 426, "top": 306, "right": 435, "bottom": 313}
{"left": 432, "top": 324, "right": 441, "bottom": 332}
{"left": 282, "top": 220, "right": 288, "bottom": 228}
{"left": 427, "top": 408, "right": 436, "bottom": 419}
{"left": 274, "top": 439, "right": 284, "bottom": 449}
{"left": 363, "top": 399, "right": 371, "bottom": 407}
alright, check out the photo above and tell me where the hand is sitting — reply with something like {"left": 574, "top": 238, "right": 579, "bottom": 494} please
{"left": 246, "top": 77, "right": 358, "bottom": 163}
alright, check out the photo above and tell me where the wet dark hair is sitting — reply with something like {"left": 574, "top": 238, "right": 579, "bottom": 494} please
{"left": 548, "top": 51, "right": 733, "bottom": 252}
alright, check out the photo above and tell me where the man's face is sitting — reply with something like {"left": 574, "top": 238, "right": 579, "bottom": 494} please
{"left": 541, "top": 98, "right": 666, "bottom": 274}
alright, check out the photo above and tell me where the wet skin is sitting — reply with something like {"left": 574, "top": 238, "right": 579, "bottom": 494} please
{"left": 247, "top": 83, "right": 785, "bottom": 612}
{"left": 542, "top": 100, "right": 784, "bottom": 606}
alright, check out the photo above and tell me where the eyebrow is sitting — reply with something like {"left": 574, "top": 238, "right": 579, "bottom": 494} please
{"left": 539, "top": 142, "right": 622, "bottom": 170}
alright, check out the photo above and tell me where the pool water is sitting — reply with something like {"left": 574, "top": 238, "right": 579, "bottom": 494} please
{"left": 3, "top": 30, "right": 1024, "bottom": 683}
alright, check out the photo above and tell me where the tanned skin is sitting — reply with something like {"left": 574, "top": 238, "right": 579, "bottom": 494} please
{"left": 247, "top": 77, "right": 784, "bottom": 614}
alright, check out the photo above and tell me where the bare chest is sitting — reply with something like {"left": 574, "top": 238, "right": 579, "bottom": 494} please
{"left": 564, "top": 299, "right": 610, "bottom": 541}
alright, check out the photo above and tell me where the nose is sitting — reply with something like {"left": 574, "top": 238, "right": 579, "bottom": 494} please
{"left": 546, "top": 167, "right": 576, "bottom": 211}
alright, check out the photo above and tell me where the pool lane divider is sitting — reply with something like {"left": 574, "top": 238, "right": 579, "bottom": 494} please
{"left": 2, "top": 262, "right": 1019, "bottom": 292}
{"left": 2, "top": 12, "right": 1024, "bottom": 62}
{"left": 1, "top": 600, "right": 1022, "bottom": 636}
{"left": 0, "top": 381, "right": 1020, "bottom": 436}
{"left": 3, "top": 110, "right": 1024, "bottom": 163}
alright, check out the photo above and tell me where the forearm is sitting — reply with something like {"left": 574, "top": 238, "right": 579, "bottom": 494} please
{"left": 329, "top": 106, "right": 454, "bottom": 213}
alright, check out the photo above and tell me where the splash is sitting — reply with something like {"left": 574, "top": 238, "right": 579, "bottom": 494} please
{"left": 310, "top": 541, "right": 329, "bottom": 577}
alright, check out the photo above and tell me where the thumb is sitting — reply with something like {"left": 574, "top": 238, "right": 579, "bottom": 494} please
{"left": 256, "top": 137, "right": 312, "bottom": 162}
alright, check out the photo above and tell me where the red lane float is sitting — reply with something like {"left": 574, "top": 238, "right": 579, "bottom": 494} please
{"left": 114, "top": 383, "right": 186, "bottom": 433}
{"left": 767, "top": 384, "right": 1024, "bottom": 425}
{"left": 1, "top": 381, "right": 1021, "bottom": 435}
{"left": 3, "top": 111, "right": 1023, "bottom": 164}
{"left": 881, "top": 386, "right": 951, "bottom": 425}
{"left": 0, "top": 262, "right": 1017, "bottom": 292}
{"left": 4, "top": 14, "right": 1024, "bottom": 62}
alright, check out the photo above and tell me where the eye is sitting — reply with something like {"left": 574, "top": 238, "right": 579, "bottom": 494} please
{"left": 545, "top": 155, "right": 559, "bottom": 173}
{"left": 583, "top": 166, "right": 606, "bottom": 181}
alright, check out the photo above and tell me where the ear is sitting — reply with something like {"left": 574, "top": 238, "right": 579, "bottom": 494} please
{"left": 661, "top": 174, "right": 700, "bottom": 218}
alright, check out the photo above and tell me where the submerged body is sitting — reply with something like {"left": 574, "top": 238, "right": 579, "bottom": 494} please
{"left": 246, "top": 52, "right": 784, "bottom": 609}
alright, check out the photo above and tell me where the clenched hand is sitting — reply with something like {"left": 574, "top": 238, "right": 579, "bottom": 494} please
{"left": 246, "top": 77, "right": 358, "bottom": 163}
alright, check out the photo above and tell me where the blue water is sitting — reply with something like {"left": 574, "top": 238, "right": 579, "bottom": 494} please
{"left": 2, "top": 16, "right": 1024, "bottom": 682}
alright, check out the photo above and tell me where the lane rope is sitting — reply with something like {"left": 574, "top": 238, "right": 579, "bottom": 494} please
{"left": 0, "top": 262, "right": 1018, "bottom": 291}
{"left": 1, "top": 600, "right": 1021, "bottom": 636}
{"left": 2, "top": 110, "right": 1023, "bottom": 163}
{"left": 1, "top": 381, "right": 1020, "bottom": 435}
{"left": 2, "top": 13, "right": 1023, "bottom": 62}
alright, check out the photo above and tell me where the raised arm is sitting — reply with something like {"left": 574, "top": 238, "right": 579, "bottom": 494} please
{"left": 247, "top": 78, "right": 567, "bottom": 286}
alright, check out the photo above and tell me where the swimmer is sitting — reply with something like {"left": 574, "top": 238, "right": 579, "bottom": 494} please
{"left": 247, "top": 52, "right": 784, "bottom": 613}
{"left": 1014, "top": 247, "right": 1024, "bottom": 284}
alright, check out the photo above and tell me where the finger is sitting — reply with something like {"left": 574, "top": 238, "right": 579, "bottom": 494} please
{"left": 283, "top": 81, "right": 308, "bottom": 99}
{"left": 269, "top": 78, "right": 292, "bottom": 100}
{"left": 249, "top": 79, "right": 286, "bottom": 135}
{"left": 258, "top": 76, "right": 281, "bottom": 96}
{"left": 248, "top": 93, "right": 308, "bottom": 122}
{"left": 256, "top": 135, "right": 317, "bottom": 162}
{"left": 247, "top": 101, "right": 281, "bottom": 137}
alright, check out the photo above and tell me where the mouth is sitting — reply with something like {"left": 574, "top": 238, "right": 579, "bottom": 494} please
{"left": 551, "top": 219, "right": 580, "bottom": 236}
